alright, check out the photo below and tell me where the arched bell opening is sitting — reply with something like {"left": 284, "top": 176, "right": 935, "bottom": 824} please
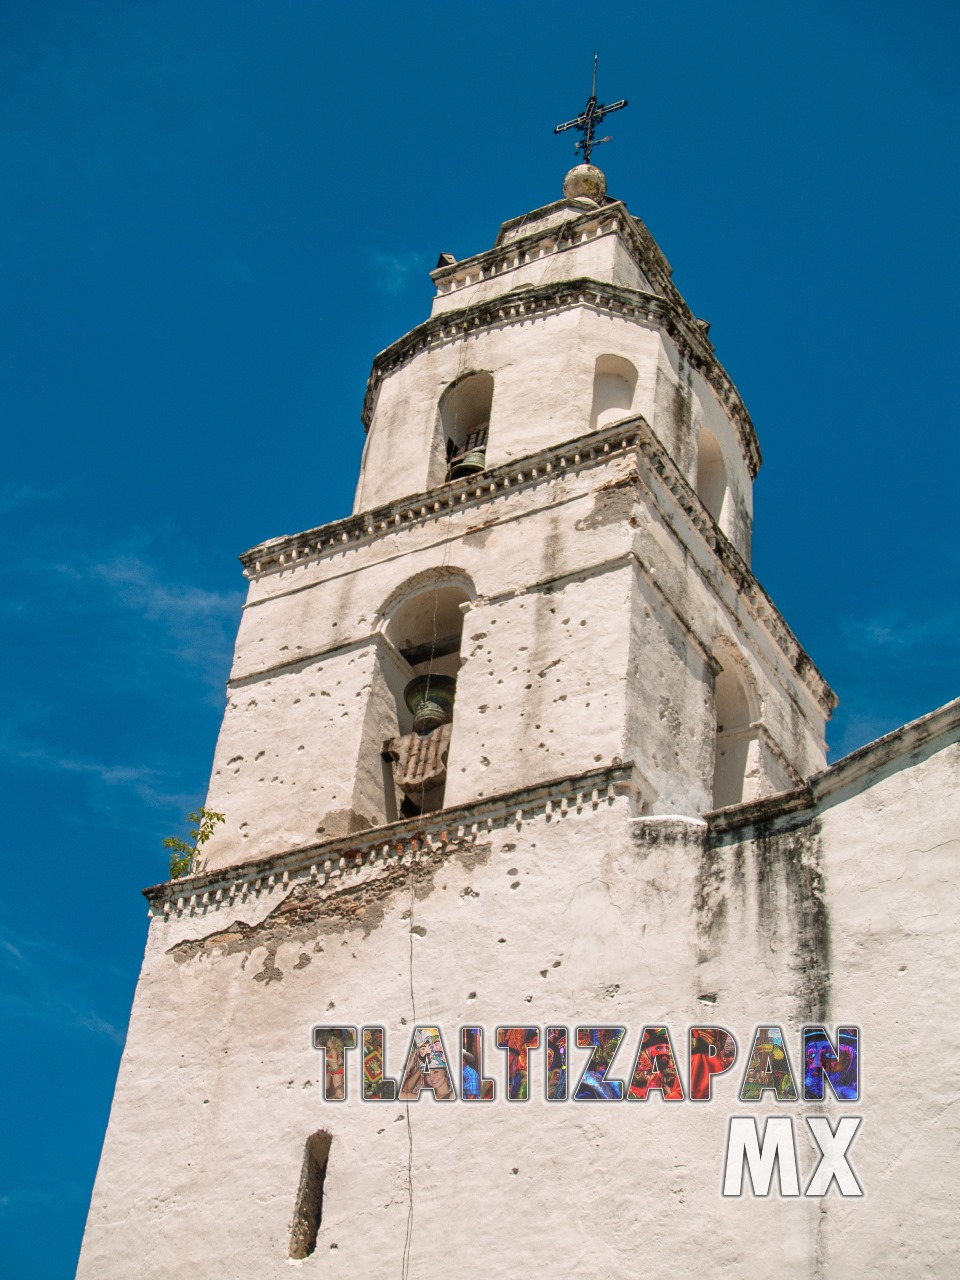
{"left": 439, "top": 372, "right": 494, "bottom": 483}
{"left": 378, "top": 580, "right": 471, "bottom": 819}
{"left": 711, "top": 654, "right": 759, "bottom": 809}
{"left": 589, "top": 354, "right": 638, "bottom": 431}
{"left": 696, "top": 428, "right": 727, "bottom": 525}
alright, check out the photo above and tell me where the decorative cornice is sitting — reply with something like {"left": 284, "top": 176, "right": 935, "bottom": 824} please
{"left": 143, "top": 761, "right": 638, "bottom": 920}
{"left": 436, "top": 199, "right": 694, "bottom": 357}
{"left": 363, "top": 255, "right": 761, "bottom": 479}
{"left": 432, "top": 200, "right": 665, "bottom": 292}
{"left": 239, "top": 413, "right": 835, "bottom": 716}
{"left": 629, "top": 425, "right": 837, "bottom": 717}
{"left": 240, "top": 418, "right": 642, "bottom": 575}
{"left": 149, "top": 689, "right": 960, "bottom": 924}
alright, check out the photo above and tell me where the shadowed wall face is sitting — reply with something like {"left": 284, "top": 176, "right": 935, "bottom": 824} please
{"left": 712, "top": 661, "right": 754, "bottom": 808}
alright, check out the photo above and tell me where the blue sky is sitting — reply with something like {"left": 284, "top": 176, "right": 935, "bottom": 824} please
{"left": 2, "top": 2, "right": 958, "bottom": 1274}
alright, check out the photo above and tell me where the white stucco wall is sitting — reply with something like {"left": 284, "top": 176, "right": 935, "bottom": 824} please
{"left": 814, "top": 717, "right": 960, "bottom": 1274}
{"left": 200, "top": 437, "right": 826, "bottom": 873}
{"left": 78, "top": 796, "right": 829, "bottom": 1279}
{"left": 83, "top": 704, "right": 960, "bottom": 1278}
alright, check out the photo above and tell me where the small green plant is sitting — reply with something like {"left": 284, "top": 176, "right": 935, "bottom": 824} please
{"left": 164, "top": 808, "right": 225, "bottom": 879}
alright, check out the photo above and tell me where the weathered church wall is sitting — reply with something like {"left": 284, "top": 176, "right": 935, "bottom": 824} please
{"left": 80, "top": 782, "right": 844, "bottom": 1279}
{"left": 812, "top": 708, "right": 960, "bottom": 1274}
{"left": 203, "top": 431, "right": 825, "bottom": 872}
{"left": 706, "top": 700, "right": 960, "bottom": 1276}
{"left": 206, "top": 450, "right": 641, "bottom": 869}
{"left": 651, "top": 336, "right": 754, "bottom": 558}
{"left": 354, "top": 309, "right": 667, "bottom": 509}
{"left": 78, "top": 694, "right": 960, "bottom": 1279}
{"left": 625, "top": 559, "right": 716, "bottom": 814}
{"left": 442, "top": 567, "right": 635, "bottom": 808}
{"left": 624, "top": 468, "right": 827, "bottom": 792}
{"left": 355, "top": 306, "right": 755, "bottom": 564}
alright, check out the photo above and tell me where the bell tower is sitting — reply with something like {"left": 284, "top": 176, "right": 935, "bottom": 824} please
{"left": 190, "top": 158, "right": 831, "bottom": 879}
{"left": 79, "top": 155, "right": 845, "bottom": 1278}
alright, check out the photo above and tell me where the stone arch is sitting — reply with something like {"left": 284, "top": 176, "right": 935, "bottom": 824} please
{"left": 437, "top": 371, "right": 494, "bottom": 483}
{"left": 710, "top": 642, "right": 760, "bottom": 809}
{"left": 374, "top": 569, "right": 476, "bottom": 819}
{"left": 696, "top": 428, "right": 727, "bottom": 524}
{"left": 376, "top": 565, "right": 476, "bottom": 625}
{"left": 589, "top": 354, "right": 638, "bottom": 430}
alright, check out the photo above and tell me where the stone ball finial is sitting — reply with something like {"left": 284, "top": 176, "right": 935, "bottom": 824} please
{"left": 563, "top": 164, "right": 607, "bottom": 206}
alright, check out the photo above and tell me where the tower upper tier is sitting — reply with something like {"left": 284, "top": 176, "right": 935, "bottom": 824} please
{"left": 355, "top": 168, "right": 760, "bottom": 562}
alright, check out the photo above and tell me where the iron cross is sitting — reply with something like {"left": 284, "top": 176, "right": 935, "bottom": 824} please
{"left": 554, "top": 54, "right": 628, "bottom": 164}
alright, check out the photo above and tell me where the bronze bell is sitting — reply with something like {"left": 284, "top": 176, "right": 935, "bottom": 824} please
{"left": 450, "top": 447, "right": 486, "bottom": 479}
{"left": 403, "top": 675, "right": 457, "bottom": 735}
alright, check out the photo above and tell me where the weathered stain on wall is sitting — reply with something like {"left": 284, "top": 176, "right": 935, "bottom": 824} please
{"left": 170, "top": 836, "right": 493, "bottom": 969}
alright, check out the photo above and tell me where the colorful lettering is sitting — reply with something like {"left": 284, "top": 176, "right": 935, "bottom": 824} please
{"left": 312, "top": 1026, "right": 358, "bottom": 1101}
{"left": 574, "top": 1027, "right": 625, "bottom": 1100}
{"left": 398, "top": 1026, "right": 457, "bottom": 1101}
{"left": 626, "top": 1026, "right": 684, "bottom": 1100}
{"left": 803, "top": 1026, "right": 859, "bottom": 1101}
{"left": 546, "top": 1026, "right": 568, "bottom": 1101}
{"left": 461, "top": 1026, "right": 495, "bottom": 1101}
{"left": 495, "top": 1027, "right": 540, "bottom": 1101}
{"left": 739, "top": 1025, "right": 798, "bottom": 1101}
{"left": 689, "top": 1026, "right": 738, "bottom": 1101}
{"left": 361, "top": 1026, "right": 398, "bottom": 1101}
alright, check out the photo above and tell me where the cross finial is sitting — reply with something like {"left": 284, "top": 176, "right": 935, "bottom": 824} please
{"left": 554, "top": 54, "right": 628, "bottom": 165}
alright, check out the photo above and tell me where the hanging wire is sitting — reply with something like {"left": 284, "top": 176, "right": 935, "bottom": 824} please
{"left": 400, "top": 323, "right": 468, "bottom": 1279}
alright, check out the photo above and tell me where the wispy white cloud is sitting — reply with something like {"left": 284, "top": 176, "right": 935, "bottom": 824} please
{"left": 827, "top": 600, "right": 960, "bottom": 758}
{"left": 365, "top": 248, "right": 428, "bottom": 296}
{"left": 74, "top": 1012, "right": 126, "bottom": 1046}
{"left": 838, "top": 607, "right": 960, "bottom": 654}
{"left": 0, "top": 1182, "right": 87, "bottom": 1218}
{"left": 0, "top": 728, "right": 193, "bottom": 812}
{"left": 0, "top": 545, "right": 234, "bottom": 819}
{"left": 69, "top": 553, "right": 239, "bottom": 624}
{"left": 830, "top": 711, "right": 902, "bottom": 761}
{"left": 55, "top": 551, "right": 243, "bottom": 691}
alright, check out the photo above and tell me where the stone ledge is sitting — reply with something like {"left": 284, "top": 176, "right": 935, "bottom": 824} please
{"left": 238, "top": 412, "right": 834, "bottom": 717}
{"left": 143, "top": 761, "right": 639, "bottom": 920}
{"left": 432, "top": 203, "right": 626, "bottom": 294}
{"left": 240, "top": 418, "right": 643, "bottom": 576}
{"left": 706, "top": 695, "right": 960, "bottom": 837}
{"left": 628, "top": 815, "right": 707, "bottom": 851}
{"left": 811, "top": 694, "right": 960, "bottom": 802}
{"left": 490, "top": 198, "right": 675, "bottom": 283}
{"left": 432, "top": 202, "right": 671, "bottom": 310}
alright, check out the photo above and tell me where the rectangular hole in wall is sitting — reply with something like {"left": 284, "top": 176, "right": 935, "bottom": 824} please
{"left": 289, "top": 1131, "right": 332, "bottom": 1260}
